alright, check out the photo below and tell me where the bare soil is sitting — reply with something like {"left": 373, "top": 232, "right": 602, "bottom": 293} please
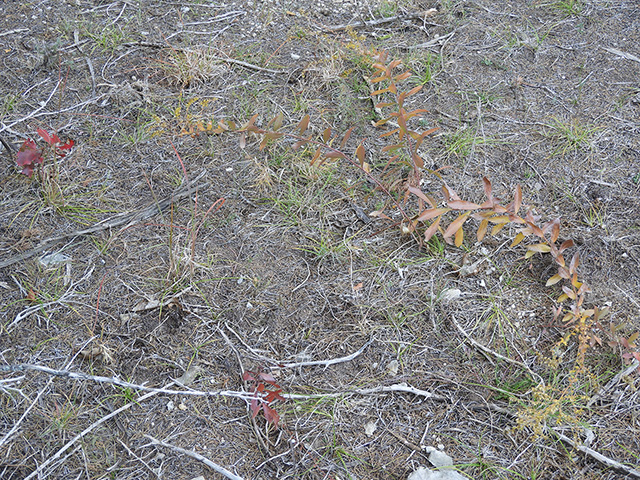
{"left": 1, "top": 1, "right": 640, "bottom": 479}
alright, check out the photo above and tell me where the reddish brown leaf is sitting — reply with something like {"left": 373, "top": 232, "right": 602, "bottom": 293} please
{"left": 310, "top": 147, "right": 323, "bottom": 166}
{"left": 424, "top": 216, "right": 442, "bottom": 243}
{"left": 559, "top": 239, "right": 574, "bottom": 252}
{"left": 297, "top": 114, "right": 310, "bottom": 135}
{"left": 569, "top": 252, "right": 580, "bottom": 273}
{"left": 443, "top": 212, "right": 470, "bottom": 240}
{"left": 416, "top": 207, "right": 450, "bottom": 222}
{"left": 411, "top": 151, "right": 424, "bottom": 168}
{"left": 447, "top": 200, "right": 481, "bottom": 210}
{"left": 513, "top": 185, "right": 522, "bottom": 214}
{"left": 356, "top": 144, "right": 366, "bottom": 166}
{"left": 394, "top": 70, "right": 412, "bottom": 81}
{"left": 336, "top": 127, "right": 353, "bottom": 150}
{"left": 405, "top": 84, "right": 423, "bottom": 97}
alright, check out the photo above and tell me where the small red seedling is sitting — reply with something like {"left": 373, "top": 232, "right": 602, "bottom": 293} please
{"left": 242, "top": 370, "right": 285, "bottom": 427}
{"left": 15, "top": 128, "right": 74, "bottom": 177}
{"left": 16, "top": 139, "right": 43, "bottom": 177}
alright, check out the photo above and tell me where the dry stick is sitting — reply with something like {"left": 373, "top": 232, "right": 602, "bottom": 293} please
{"left": 121, "top": 41, "right": 284, "bottom": 74}
{"left": 407, "top": 31, "right": 456, "bottom": 49}
{"left": 0, "top": 171, "right": 209, "bottom": 269}
{"left": 284, "top": 383, "right": 447, "bottom": 402}
{"left": 0, "top": 376, "right": 54, "bottom": 449}
{"left": 23, "top": 384, "right": 171, "bottom": 480}
{"left": 0, "top": 79, "right": 61, "bottom": 133}
{"left": 450, "top": 314, "right": 544, "bottom": 386}
{"left": 144, "top": 435, "right": 244, "bottom": 480}
{"left": 547, "top": 428, "right": 640, "bottom": 479}
{"left": 587, "top": 358, "right": 640, "bottom": 407}
{"left": 271, "top": 336, "right": 375, "bottom": 370}
{"left": 0, "top": 364, "right": 256, "bottom": 401}
{"left": 0, "top": 363, "right": 446, "bottom": 403}
{"left": 601, "top": 47, "right": 640, "bottom": 64}
{"left": 323, "top": 8, "right": 437, "bottom": 31}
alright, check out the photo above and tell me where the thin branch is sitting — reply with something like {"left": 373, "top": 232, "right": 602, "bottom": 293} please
{"left": 323, "top": 9, "right": 437, "bottom": 31}
{"left": 284, "top": 382, "right": 448, "bottom": 402}
{"left": 451, "top": 314, "right": 544, "bottom": 385}
{"left": 548, "top": 427, "right": 640, "bottom": 479}
{"left": 23, "top": 385, "right": 170, "bottom": 480}
{"left": 0, "top": 364, "right": 256, "bottom": 401}
{"left": 587, "top": 358, "right": 640, "bottom": 407}
{"left": 271, "top": 336, "right": 374, "bottom": 370}
{"left": 144, "top": 435, "right": 244, "bottom": 480}
{"left": 0, "top": 376, "right": 54, "bottom": 449}
{"left": 121, "top": 41, "right": 285, "bottom": 74}
{"left": 0, "top": 171, "right": 209, "bottom": 269}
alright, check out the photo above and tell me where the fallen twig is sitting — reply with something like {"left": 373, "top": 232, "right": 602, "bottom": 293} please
{"left": 0, "top": 364, "right": 256, "bottom": 401}
{"left": 602, "top": 47, "right": 640, "bottom": 64}
{"left": 271, "top": 337, "right": 374, "bottom": 370}
{"left": 23, "top": 384, "right": 170, "bottom": 480}
{"left": 451, "top": 314, "right": 544, "bottom": 385}
{"left": 284, "top": 382, "right": 448, "bottom": 402}
{"left": 323, "top": 9, "right": 437, "bottom": 31}
{"left": 0, "top": 171, "right": 209, "bottom": 269}
{"left": 121, "top": 41, "right": 285, "bottom": 74}
{"left": 548, "top": 427, "right": 640, "bottom": 479}
{"left": 144, "top": 435, "right": 244, "bottom": 480}
{"left": 587, "top": 358, "right": 640, "bottom": 407}
{"left": 407, "top": 31, "right": 456, "bottom": 49}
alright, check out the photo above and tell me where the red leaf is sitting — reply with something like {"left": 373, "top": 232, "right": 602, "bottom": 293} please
{"left": 250, "top": 399, "right": 260, "bottom": 418}
{"left": 37, "top": 128, "right": 52, "bottom": 145}
{"left": 262, "top": 404, "right": 280, "bottom": 427}
{"left": 16, "top": 139, "right": 43, "bottom": 177}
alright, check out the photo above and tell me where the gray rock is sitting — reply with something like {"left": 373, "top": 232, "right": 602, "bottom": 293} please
{"left": 407, "top": 466, "right": 467, "bottom": 480}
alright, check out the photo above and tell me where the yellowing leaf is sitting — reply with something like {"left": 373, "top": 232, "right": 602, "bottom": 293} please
{"left": 490, "top": 223, "right": 506, "bottom": 236}
{"left": 527, "top": 243, "right": 551, "bottom": 253}
{"left": 477, "top": 218, "right": 489, "bottom": 241}
{"left": 455, "top": 226, "right": 464, "bottom": 247}
{"left": 546, "top": 274, "right": 563, "bottom": 286}
{"left": 510, "top": 232, "right": 525, "bottom": 247}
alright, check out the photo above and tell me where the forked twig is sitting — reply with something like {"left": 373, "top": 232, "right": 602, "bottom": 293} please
{"left": 451, "top": 314, "right": 544, "bottom": 385}
{"left": 144, "top": 435, "right": 244, "bottom": 480}
{"left": 0, "top": 363, "right": 256, "bottom": 401}
{"left": 22, "top": 384, "right": 171, "bottom": 480}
